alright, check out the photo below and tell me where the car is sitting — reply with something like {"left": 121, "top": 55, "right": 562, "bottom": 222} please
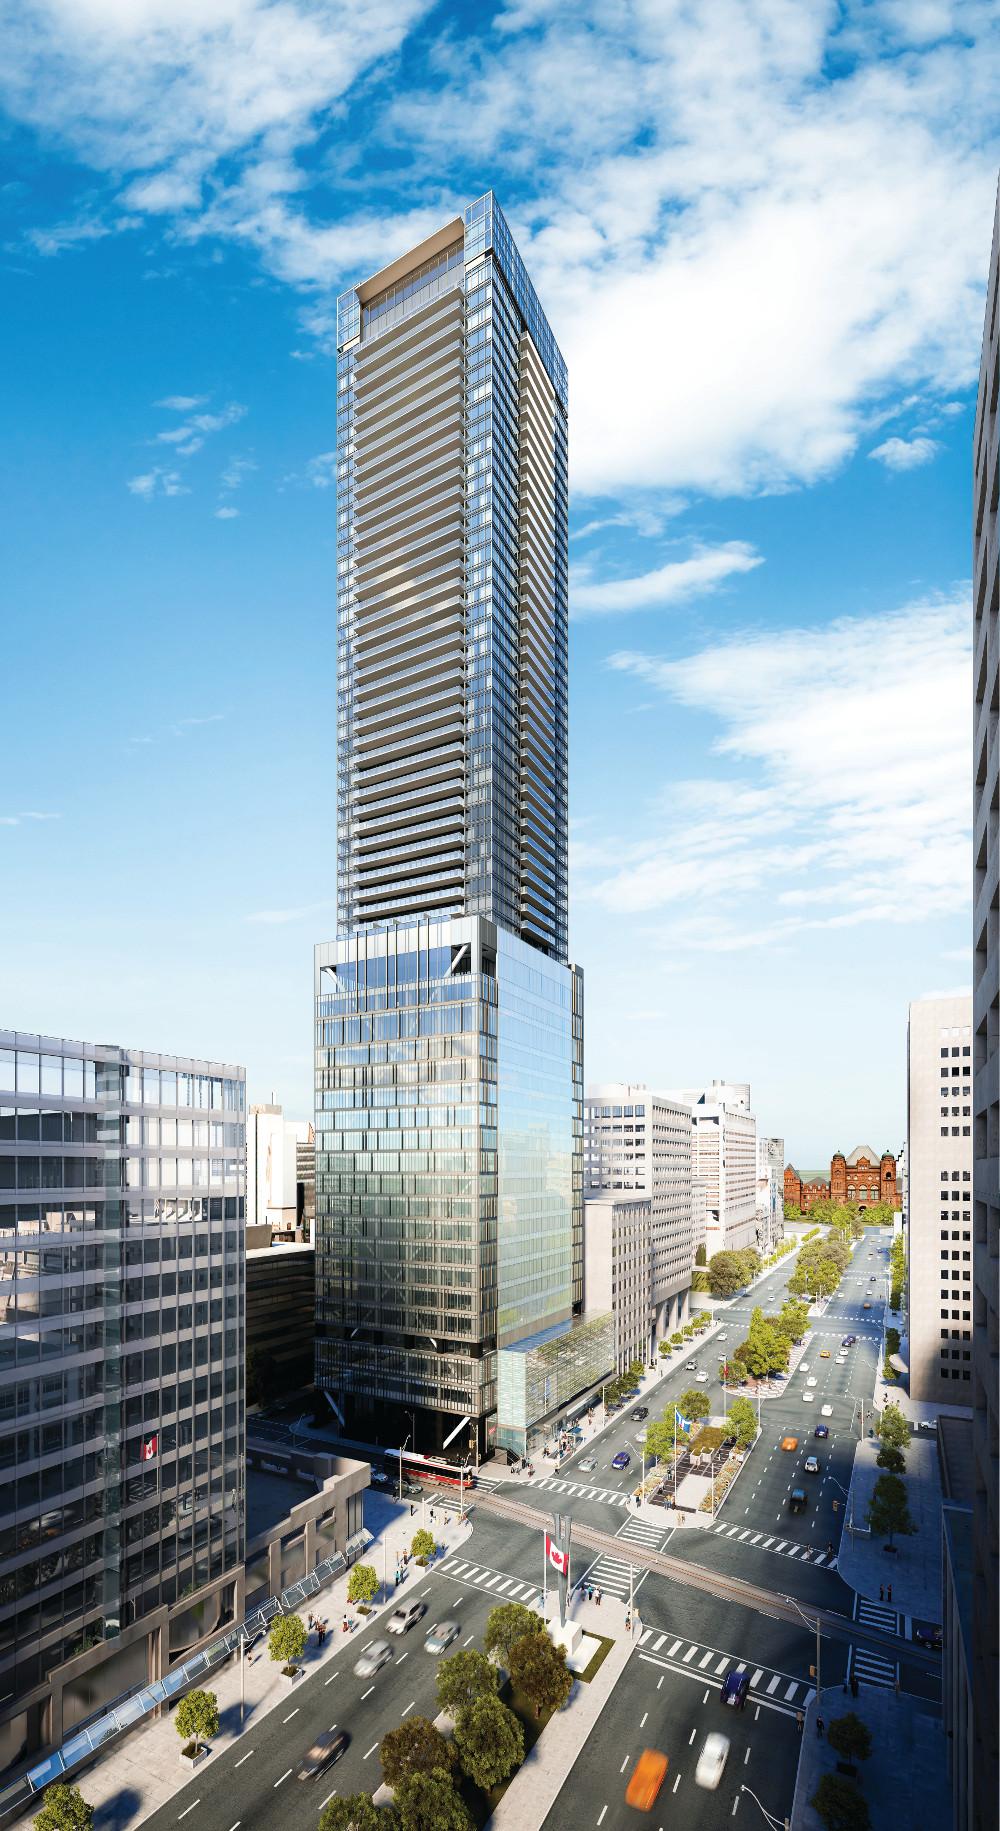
{"left": 819, "top": 1349, "right": 831, "bottom": 1358}
{"left": 695, "top": 1370, "right": 709, "bottom": 1382}
{"left": 625, "top": 1748, "right": 669, "bottom": 1810}
{"left": 914, "top": 1625, "right": 943, "bottom": 1650}
{"left": 814, "top": 1424, "right": 830, "bottom": 1439}
{"left": 424, "top": 1620, "right": 460, "bottom": 1655}
{"left": 806, "top": 1376, "right": 818, "bottom": 1387}
{"left": 821, "top": 1404, "right": 833, "bottom": 1417}
{"left": 578, "top": 1455, "right": 597, "bottom": 1473}
{"left": 369, "top": 1469, "right": 392, "bottom": 1489}
{"left": 297, "top": 1729, "right": 350, "bottom": 1781}
{"left": 685, "top": 1360, "right": 698, "bottom": 1372}
{"left": 862, "top": 1301, "right": 872, "bottom": 1310}
{"left": 800, "top": 1362, "right": 810, "bottom": 1373}
{"left": 612, "top": 1451, "right": 631, "bottom": 1471}
{"left": 717, "top": 1332, "right": 728, "bottom": 1341}
{"left": 388, "top": 1600, "right": 427, "bottom": 1635}
{"left": 842, "top": 1334, "right": 857, "bottom": 1346}
{"left": 353, "top": 1638, "right": 393, "bottom": 1678}
{"left": 781, "top": 1435, "right": 799, "bottom": 1451}
{"left": 804, "top": 1454, "right": 820, "bottom": 1473}
{"left": 721, "top": 1670, "right": 751, "bottom": 1709}
{"left": 631, "top": 1406, "right": 649, "bottom": 1421}
{"left": 836, "top": 1354, "right": 848, "bottom": 1364}
{"left": 694, "top": 1731, "right": 730, "bottom": 1791}
{"left": 802, "top": 1391, "right": 815, "bottom": 1403}
{"left": 788, "top": 1488, "right": 808, "bottom": 1513}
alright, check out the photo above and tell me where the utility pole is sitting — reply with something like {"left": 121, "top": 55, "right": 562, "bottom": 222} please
{"left": 240, "top": 1628, "right": 245, "bottom": 1730}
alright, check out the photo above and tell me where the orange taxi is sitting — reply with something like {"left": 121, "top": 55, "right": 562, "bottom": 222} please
{"left": 780, "top": 1435, "right": 799, "bottom": 1451}
{"left": 626, "top": 1748, "right": 669, "bottom": 1811}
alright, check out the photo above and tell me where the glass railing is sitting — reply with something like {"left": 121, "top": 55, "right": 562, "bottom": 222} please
{"left": 0, "top": 1530, "right": 372, "bottom": 1820}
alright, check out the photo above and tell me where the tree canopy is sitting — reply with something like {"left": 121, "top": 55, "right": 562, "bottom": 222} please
{"left": 726, "top": 1395, "right": 757, "bottom": 1449}
{"left": 347, "top": 1563, "right": 380, "bottom": 1604}
{"left": 319, "top": 1799, "right": 397, "bottom": 1831}
{"left": 174, "top": 1689, "right": 219, "bottom": 1746}
{"left": 484, "top": 1601, "right": 542, "bottom": 1667}
{"left": 394, "top": 1773, "right": 472, "bottom": 1831}
{"left": 866, "top": 1472, "right": 915, "bottom": 1547}
{"left": 33, "top": 1786, "right": 95, "bottom": 1831}
{"left": 267, "top": 1614, "right": 307, "bottom": 1666}
{"left": 827, "top": 1714, "right": 873, "bottom": 1764}
{"left": 810, "top": 1773, "right": 872, "bottom": 1831}
{"left": 453, "top": 1696, "right": 524, "bottom": 1790}
{"left": 508, "top": 1632, "right": 572, "bottom": 1717}
{"left": 435, "top": 1649, "right": 498, "bottom": 1719}
{"left": 380, "top": 1718, "right": 454, "bottom": 1788}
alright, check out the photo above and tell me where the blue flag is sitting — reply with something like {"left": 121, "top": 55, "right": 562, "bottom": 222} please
{"left": 674, "top": 1408, "right": 692, "bottom": 1433}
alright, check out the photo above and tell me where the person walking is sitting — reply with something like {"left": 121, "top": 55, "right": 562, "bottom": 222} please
{"left": 879, "top": 1584, "right": 884, "bottom": 1601}
{"left": 625, "top": 1613, "right": 631, "bottom": 1635}
{"left": 850, "top": 1674, "right": 859, "bottom": 1699}
{"left": 816, "top": 1717, "right": 825, "bottom": 1739}
{"left": 596, "top": 1588, "right": 602, "bottom": 1607}
{"left": 887, "top": 1583, "right": 892, "bottom": 1604}
{"left": 796, "top": 1711, "right": 804, "bottom": 1733}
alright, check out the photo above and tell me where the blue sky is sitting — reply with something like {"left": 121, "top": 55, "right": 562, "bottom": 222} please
{"left": 1, "top": 0, "right": 997, "bottom": 1163}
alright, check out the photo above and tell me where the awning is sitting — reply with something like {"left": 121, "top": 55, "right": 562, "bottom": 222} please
{"left": 888, "top": 1352, "right": 908, "bottom": 1374}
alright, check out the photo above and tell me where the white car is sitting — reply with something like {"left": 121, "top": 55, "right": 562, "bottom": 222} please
{"left": 806, "top": 1377, "right": 818, "bottom": 1388}
{"left": 802, "top": 1391, "right": 815, "bottom": 1403}
{"left": 695, "top": 1731, "right": 730, "bottom": 1790}
{"left": 353, "top": 1638, "right": 392, "bottom": 1679}
{"left": 821, "top": 1404, "right": 833, "bottom": 1417}
{"left": 836, "top": 1355, "right": 848, "bottom": 1364}
{"left": 695, "top": 1370, "right": 709, "bottom": 1383}
{"left": 799, "top": 1363, "right": 810, "bottom": 1373}
{"left": 578, "top": 1455, "right": 597, "bottom": 1473}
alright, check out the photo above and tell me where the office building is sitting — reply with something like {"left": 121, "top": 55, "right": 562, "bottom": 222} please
{"left": 316, "top": 195, "right": 610, "bottom": 1464}
{"left": 583, "top": 1084, "right": 694, "bottom": 1363}
{"left": 667, "top": 1080, "right": 758, "bottom": 1258}
{"left": 938, "top": 1413, "right": 975, "bottom": 1831}
{"left": 756, "top": 1135, "right": 783, "bottom": 1255}
{"left": 0, "top": 1030, "right": 245, "bottom": 1772}
{"left": 246, "top": 1234, "right": 315, "bottom": 1401}
{"left": 246, "top": 1105, "right": 314, "bottom": 1240}
{"left": 907, "top": 996, "right": 973, "bottom": 1403}
{"left": 971, "top": 179, "right": 1000, "bottom": 1831}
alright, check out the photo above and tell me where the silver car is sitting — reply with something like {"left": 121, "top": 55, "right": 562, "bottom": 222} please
{"left": 353, "top": 1638, "right": 392, "bottom": 1679}
{"left": 424, "top": 1621, "right": 460, "bottom": 1655}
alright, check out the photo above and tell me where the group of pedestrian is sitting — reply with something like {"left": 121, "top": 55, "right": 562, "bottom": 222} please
{"left": 574, "top": 1582, "right": 602, "bottom": 1606}
{"left": 879, "top": 1583, "right": 893, "bottom": 1603}
{"left": 307, "top": 1612, "right": 330, "bottom": 1647}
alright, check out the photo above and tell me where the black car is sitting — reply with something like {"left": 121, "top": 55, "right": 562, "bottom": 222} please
{"left": 788, "top": 1489, "right": 807, "bottom": 1514}
{"left": 631, "top": 1406, "right": 649, "bottom": 1421}
{"left": 841, "top": 1335, "right": 857, "bottom": 1348}
{"left": 297, "top": 1729, "right": 350, "bottom": 1780}
{"left": 721, "top": 1670, "right": 751, "bottom": 1709}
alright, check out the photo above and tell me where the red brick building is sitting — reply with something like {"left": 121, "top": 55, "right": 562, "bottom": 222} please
{"left": 785, "top": 1146, "right": 900, "bottom": 1214}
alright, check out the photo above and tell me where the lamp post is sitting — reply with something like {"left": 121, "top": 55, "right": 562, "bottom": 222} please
{"left": 828, "top": 1474, "right": 853, "bottom": 1538}
{"left": 398, "top": 1433, "right": 411, "bottom": 1505}
{"left": 739, "top": 1784, "right": 790, "bottom": 1829}
{"left": 787, "top": 1595, "right": 821, "bottom": 1699}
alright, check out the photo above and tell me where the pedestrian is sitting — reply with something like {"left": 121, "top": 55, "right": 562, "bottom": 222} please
{"left": 308, "top": 1612, "right": 314, "bottom": 1631}
{"left": 879, "top": 1584, "right": 884, "bottom": 1601}
{"left": 816, "top": 1717, "right": 825, "bottom": 1739}
{"left": 587, "top": 1584, "right": 593, "bottom": 1603}
{"left": 887, "top": 1584, "right": 892, "bottom": 1604}
{"left": 625, "top": 1613, "right": 631, "bottom": 1634}
{"left": 827, "top": 1542, "right": 833, "bottom": 1556}
{"left": 596, "top": 1588, "right": 602, "bottom": 1607}
{"left": 342, "top": 1615, "right": 349, "bottom": 1634}
{"left": 850, "top": 1674, "right": 859, "bottom": 1699}
{"left": 796, "top": 1710, "right": 804, "bottom": 1734}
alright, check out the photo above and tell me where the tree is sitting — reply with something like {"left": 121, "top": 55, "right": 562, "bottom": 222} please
{"left": 453, "top": 1695, "right": 524, "bottom": 1789}
{"left": 810, "top": 1772, "right": 871, "bottom": 1831}
{"left": 380, "top": 1717, "right": 455, "bottom": 1788}
{"left": 726, "top": 1395, "right": 758, "bottom": 1450}
{"left": 643, "top": 1417, "right": 678, "bottom": 1463}
{"left": 875, "top": 1442, "right": 906, "bottom": 1475}
{"left": 435, "top": 1648, "right": 498, "bottom": 1719}
{"left": 484, "top": 1601, "right": 542, "bottom": 1668}
{"left": 778, "top": 1297, "right": 809, "bottom": 1341}
{"left": 411, "top": 1528, "right": 436, "bottom": 1560}
{"left": 866, "top": 1472, "right": 915, "bottom": 1547}
{"left": 695, "top": 1242, "right": 707, "bottom": 1265}
{"left": 728, "top": 1357, "right": 749, "bottom": 1386}
{"left": 669, "top": 1331, "right": 685, "bottom": 1348}
{"left": 627, "top": 1359, "right": 645, "bottom": 1383}
{"left": 677, "top": 1387, "right": 711, "bottom": 1422}
{"left": 33, "top": 1786, "right": 94, "bottom": 1831}
{"left": 734, "top": 1306, "right": 789, "bottom": 1378}
{"left": 827, "top": 1713, "right": 873, "bottom": 1766}
{"left": 508, "top": 1631, "right": 572, "bottom": 1717}
{"left": 736, "top": 1247, "right": 762, "bottom": 1283}
{"left": 877, "top": 1404, "right": 909, "bottom": 1457}
{"left": 320, "top": 1796, "right": 399, "bottom": 1831}
{"left": 657, "top": 1338, "right": 671, "bottom": 1357}
{"left": 394, "top": 1772, "right": 472, "bottom": 1831}
{"left": 347, "top": 1562, "right": 380, "bottom": 1604}
{"left": 267, "top": 1613, "right": 307, "bottom": 1667}
{"left": 174, "top": 1688, "right": 219, "bottom": 1748}
{"left": 707, "top": 1251, "right": 746, "bottom": 1297}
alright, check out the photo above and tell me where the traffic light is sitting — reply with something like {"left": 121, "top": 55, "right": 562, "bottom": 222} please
{"left": 832, "top": 1499, "right": 839, "bottom": 1512}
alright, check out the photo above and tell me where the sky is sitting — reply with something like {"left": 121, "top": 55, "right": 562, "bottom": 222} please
{"left": 0, "top": 0, "right": 997, "bottom": 1165}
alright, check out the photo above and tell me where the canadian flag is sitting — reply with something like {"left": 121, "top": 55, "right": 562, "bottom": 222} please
{"left": 140, "top": 1434, "right": 158, "bottom": 1462}
{"left": 545, "top": 1533, "right": 568, "bottom": 1577}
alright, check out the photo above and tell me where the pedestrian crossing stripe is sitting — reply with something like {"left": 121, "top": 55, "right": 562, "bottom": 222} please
{"left": 438, "top": 1557, "right": 542, "bottom": 1609}
{"left": 708, "top": 1520, "right": 832, "bottom": 1565}
{"left": 636, "top": 1648, "right": 814, "bottom": 1718}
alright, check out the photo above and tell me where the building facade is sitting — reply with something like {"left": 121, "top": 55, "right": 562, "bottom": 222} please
{"left": 316, "top": 194, "right": 611, "bottom": 1464}
{"left": 246, "top": 1237, "right": 315, "bottom": 1401}
{"left": 971, "top": 179, "right": 1000, "bottom": 1831}
{"left": 246, "top": 1105, "right": 314, "bottom": 1241}
{"left": 783, "top": 1166, "right": 830, "bottom": 1212}
{"left": 667, "top": 1081, "right": 757, "bottom": 1258}
{"left": 906, "top": 996, "right": 974, "bottom": 1404}
{"left": 0, "top": 1031, "right": 245, "bottom": 1774}
{"left": 583, "top": 1083, "right": 693, "bottom": 1361}
{"left": 830, "top": 1146, "right": 899, "bottom": 1209}
{"left": 756, "top": 1135, "right": 783, "bottom": 1255}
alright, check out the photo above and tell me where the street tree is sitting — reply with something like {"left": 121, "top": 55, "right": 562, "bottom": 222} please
{"left": 174, "top": 1689, "right": 219, "bottom": 1750}
{"left": 726, "top": 1395, "right": 758, "bottom": 1449}
{"left": 33, "top": 1786, "right": 95, "bottom": 1831}
{"left": 810, "top": 1772, "right": 871, "bottom": 1831}
{"left": 827, "top": 1713, "right": 873, "bottom": 1766}
{"left": 508, "top": 1632, "right": 572, "bottom": 1717}
{"left": 877, "top": 1405, "right": 909, "bottom": 1458}
{"left": 875, "top": 1442, "right": 906, "bottom": 1474}
{"left": 411, "top": 1528, "right": 436, "bottom": 1560}
{"left": 435, "top": 1649, "right": 498, "bottom": 1718}
{"left": 706, "top": 1252, "right": 746, "bottom": 1297}
{"left": 393, "top": 1771, "right": 472, "bottom": 1831}
{"left": 866, "top": 1472, "right": 915, "bottom": 1548}
{"left": 347, "top": 1562, "right": 380, "bottom": 1605}
{"left": 380, "top": 1717, "right": 455, "bottom": 1788}
{"left": 695, "top": 1243, "right": 707, "bottom": 1266}
{"left": 319, "top": 1799, "right": 398, "bottom": 1831}
{"left": 484, "top": 1601, "right": 542, "bottom": 1668}
{"left": 267, "top": 1614, "right": 307, "bottom": 1667}
{"left": 453, "top": 1695, "right": 524, "bottom": 1790}
{"left": 677, "top": 1387, "right": 711, "bottom": 1422}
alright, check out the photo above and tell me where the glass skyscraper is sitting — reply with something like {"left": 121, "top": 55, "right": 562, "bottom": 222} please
{"left": 317, "top": 195, "right": 610, "bottom": 1460}
{"left": 0, "top": 1032, "right": 245, "bottom": 1772}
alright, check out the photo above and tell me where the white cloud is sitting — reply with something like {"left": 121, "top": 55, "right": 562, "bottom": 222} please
{"left": 156, "top": 394, "right": 206, "bottom": 411}
{"left": 0, "top": 810, "right": 60, "bottom": 826}
{"left": 571, "top": 541, "right": 762, "bottom": 618}
{"left": 220, "top": 454, "right": 256, "bottom": 492}
{"left": 869, "top": 434, "right": 940, "bottom": 470}
{"left": 215, "top": 505, "right": 240, "bottom": 518}
{"left": 245, "top": 901, "right": 334, "bottom": 925}
{"left": 126, "top": 466, "right": 188, "bottom": 498}
{"left": 303, "top": 450, "right": 337, "bottom": 489}
{"left": 575, "top": 590, "right": 971, "bottom": 950}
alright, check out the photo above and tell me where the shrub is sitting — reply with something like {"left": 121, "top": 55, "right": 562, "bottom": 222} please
{"left": 33, "top": 1786, "right": 95, "bottom": 1831}
{"left": 267, "top": 1614, "right": 307, "bottom": 1668}
{"left": 174, "top": 1688, "right": 219, "bottom": 1749}
{"left": 347, "top": 1562, "right": 380, "bottom": 1605}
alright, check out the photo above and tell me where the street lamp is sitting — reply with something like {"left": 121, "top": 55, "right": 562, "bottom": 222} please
{"left": 739, "top": 1784, "right": 790, "bottom": 1829}
{"left": 827, "top": 1474, "right": 854, "bottom": 1538}
{"left": 397, "top": 1433, "right": 412, "bottom": 1505}
{"left": 786, "top": 1594, "right": 822, "bottom": 1699}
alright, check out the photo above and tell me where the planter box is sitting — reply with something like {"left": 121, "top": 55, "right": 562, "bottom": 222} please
{"left": 179, "top": 1744, "right": 209, "bottom": 1771}
{"left": 281, "top": 1664, "right": 304, "bottom": 1685}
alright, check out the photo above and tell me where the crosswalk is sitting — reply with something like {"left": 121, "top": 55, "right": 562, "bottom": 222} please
{"left": 436, "top": 1555, "right": 545, "bottom": 1608}
{"left": 704, "top": 1518, "right": 837, "bottom": 1567}
{"left": 848, "top": 1595, "right": 900, "bottom": 1691}
{"left": 529, "top": 1473, "right": 636, "bottom": 1509}
{"left": 855, "top": 1595, "right": 899, "bottom": 1633}
{"left": 635, "top": 1637, "right": 815, "bottom": 1720}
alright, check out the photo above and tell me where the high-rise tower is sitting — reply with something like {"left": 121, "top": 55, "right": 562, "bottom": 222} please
{"left": 316, "top": 196, "right": 610, "bottom": 1461}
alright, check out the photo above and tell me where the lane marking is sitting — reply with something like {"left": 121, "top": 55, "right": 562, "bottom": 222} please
{"left": 463, "top": 1635, "right": 474, "bottom": 1647}
{"left": 402, "top": 1700, "right": 415, "bottom": 1716}
{"left": 361, "top": 1686, "right": 375, "bottom": 1699}
{"left": 641, "top": 1712, "right": 648, "bottom": 1728}
{"left": 177, "top": 1805, "right": 200, "bottom": 1822}
{"left": 283, "top": 1709, "right": 299, "bottom": 1723}
{"left": 620, "top": 1756, "right": 629, "bottom": 1774}
{"left": 325, "top": 1672, "right": 338, "bottom": 1685}
{"left": 320, "top": 1792, "right": 338, "bottom": 1810}
{"left": 364, "top": 1744, "right": 378, "bottom": 1759}
{"left": 597, "top": 1809, "right": 608, "bottom": 1825}
{"left": 688, "top": 1728, "right": 697, "bottom": 1746}
{"left": 273, "top": 1770, "right": 292, "bottom": 1789}
{"left": 672, "top": 1774, "right": 681, "bottom": 1793}
{"left": 234, "top": 1752, "right": 254, "bottom": 1768}
{"left": 396, "top": 1653, "right": 408, "bottom": 1663}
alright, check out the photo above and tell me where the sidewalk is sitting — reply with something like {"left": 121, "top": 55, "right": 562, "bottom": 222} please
{"left": 791, "top": 1683, "right": 948, "bottom": 1830}
{"left": 835, "top": 1437, "right": 942, "bottom": 1621}
{"left": 76, "top": 1499, "right": 472, "bottom": 1831}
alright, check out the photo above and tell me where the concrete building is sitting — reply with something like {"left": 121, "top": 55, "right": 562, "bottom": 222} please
{"left": 0, "top": 1031, "right": 245, "bottom": 1774}
{"left": 667, "top": 1081, "right": 758, "bottom": 1258}
{"left": 316, "top": 194, "right": 611, "bottom": 1464}
{"left": 583, "top": 1084, "right": 694, "bottom": 1365}
{"left": 907, "top": 996, "right": 973, "bottom": 1404}
{"left": 756, "top": 1135, "right": 783, "bottom": 1256}
{"left": 246, "top": 1105, "right": 314, "bottom": 1240}
{"left": 245, "top": 1233, "right": 315, "bottom": 1401}
{"left": 971, "top": 179, "right": 1000, "bottom": 1831}
{"left": 938, "top": 1413, "right": 975, "bottom": 1831}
